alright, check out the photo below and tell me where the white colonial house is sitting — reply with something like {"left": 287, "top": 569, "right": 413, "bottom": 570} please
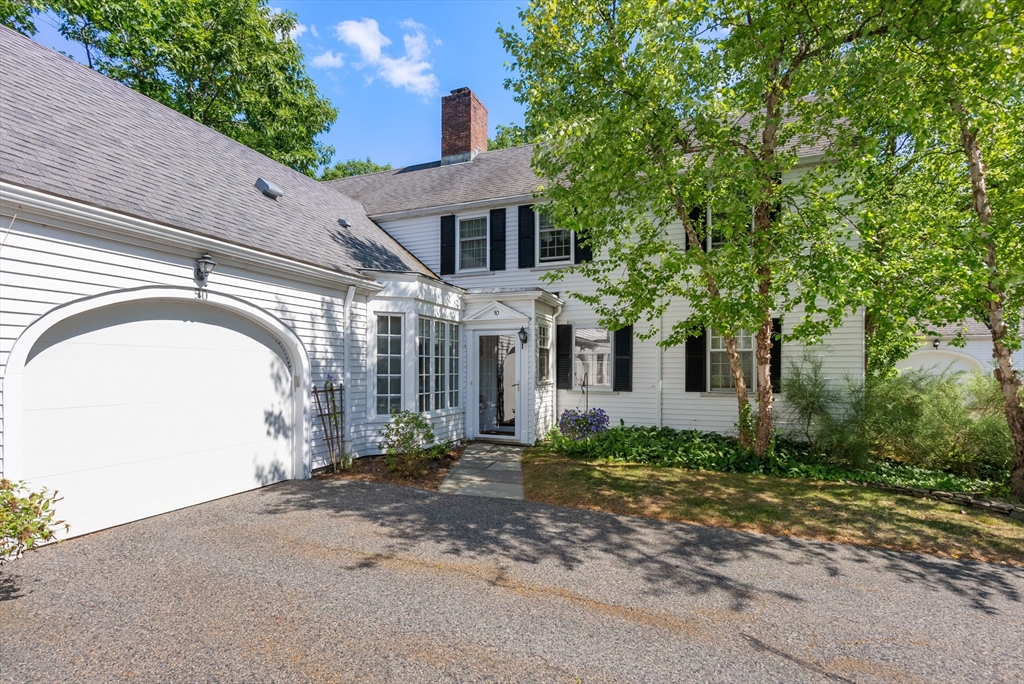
{"left": 1, "top": 28, "right": 863, "bottom": 537}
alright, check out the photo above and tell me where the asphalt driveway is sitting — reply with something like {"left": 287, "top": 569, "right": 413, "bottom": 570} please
{"left": 1, "top": 480, "right": 1021, "bottom": 683}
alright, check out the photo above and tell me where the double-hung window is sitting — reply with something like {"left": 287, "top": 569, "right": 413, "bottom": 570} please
{"left": 573, "top": 328, "right": 611, "bottom": 388}
{"left": 458, "top": 217, "right": 488, "bottom": 271}
{"left": 537, "top": 323, "right": 551, "bottom": 383}
{"left": 417, "top": 317, "right": 460, "bottom": 411}
{"left": 708, "top": 328, "right": 754, "bottom": 391}
{"left": 376, "top": 314, "right": 403, "bottom": 415}
{"left": 537, "top": 211, "right": 572, "bottom": 263}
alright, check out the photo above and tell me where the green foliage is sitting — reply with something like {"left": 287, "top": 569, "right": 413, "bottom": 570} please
{"left": 499, "top": 0, "right": 893, "bottom": 455}
{"left": 1, "top": 479, "right": 67, "bottom": 566}
{"left": 320, "top": 157, "right": 392, "bottom": 181}
{"left": 781, "top": 365, "right": 1015, "bottom": 481}
{"left": 487, "top": 122, "right": 531, "bottom": 150}
{"left": 0, "top": 0, "right": 41, "bottom": 34}
{"left": 546, "top": 426, "right": 1007, "bottom": 498}
{"left": 48, "top": 0, "right": 337, "bottom": 176}
{"left": 377, "top": 410, "right": 436, "bottom": 474}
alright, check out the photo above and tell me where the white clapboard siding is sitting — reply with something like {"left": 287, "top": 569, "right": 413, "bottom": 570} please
{"left": 0, "top": 214, "right": 375, "bottom": 476}
{"left": 381, "top": 205, "right": 867, "bottom": 436}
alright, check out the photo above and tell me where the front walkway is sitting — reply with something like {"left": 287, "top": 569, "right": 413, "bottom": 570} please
{"left": 439, "top": 442, "right": 524, "bottom": 499}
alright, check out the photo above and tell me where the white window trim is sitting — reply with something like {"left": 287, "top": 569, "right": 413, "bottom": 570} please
{"left": 535, "top": 208, "right": 573, "bottom": 266}
{"left": 706, "top": 327, "right": 756, "bottom": 394}
{"left": 457, "top": 213, "right": 490, "bottom": 273}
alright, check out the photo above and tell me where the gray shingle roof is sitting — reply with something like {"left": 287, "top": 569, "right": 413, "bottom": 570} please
{"left": 325, "top": 129, "right": 832, "bottom": 218}
{"left": 0, "top": 26, "right": 432, "bottom": 279}
{"left": 324, "top": 145, "right": 543, "bottom": 216}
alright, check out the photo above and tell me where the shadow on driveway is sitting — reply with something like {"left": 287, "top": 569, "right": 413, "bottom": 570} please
{"left": 260, "top": 480, "right": 1023, "bottom": 615}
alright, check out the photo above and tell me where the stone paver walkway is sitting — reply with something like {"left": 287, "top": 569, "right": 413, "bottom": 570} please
{"left": 438, "top": 441, "right": 524, "bottom": 499}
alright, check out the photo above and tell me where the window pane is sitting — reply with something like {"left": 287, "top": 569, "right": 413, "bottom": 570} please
{"left": 460, "top": 238, "right": 487, "bottom": 270}
{"left": 539, "top": 211, "right": 572, "bottom": 262}
{"left": 376, "top": 314, "right": 403, "bottom": 415}
{"left": 573, "top": 328, "right": 610, "bottom": 387}
{"left": 459, "top": 217, "right": 487, "bottom": 238}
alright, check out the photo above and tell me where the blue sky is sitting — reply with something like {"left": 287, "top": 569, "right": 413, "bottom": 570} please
{"left": 30, "top": 1, "right": 528, "bottom": 169}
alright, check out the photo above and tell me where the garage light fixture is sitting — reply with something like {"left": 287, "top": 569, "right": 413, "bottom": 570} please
{"left": 933, "top": 339, "right": 940, "bottom": 349}
{"left": 518, "top": 326, "right": 528, "bottom": 348}
{"left": 195, "top": 254, "right": 217, "bottom": 285}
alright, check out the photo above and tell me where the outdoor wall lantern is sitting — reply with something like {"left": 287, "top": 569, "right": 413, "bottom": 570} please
{"left": 933, "top": 339, "right": 940, "bottom": 349}
{"left": 195, "top": 253, "right": 217, "bottom": 285}
{"left": 518, "top": 326, "right": 528, "bottom": 348}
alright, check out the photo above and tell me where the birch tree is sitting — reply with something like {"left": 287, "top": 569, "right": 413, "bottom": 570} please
{"left": 500, "top": 0, "right": 891, "bottom": 456}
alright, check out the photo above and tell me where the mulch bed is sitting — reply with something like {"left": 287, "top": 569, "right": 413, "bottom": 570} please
{"left": 315, "top": 443, "right": 466, "bottom": 491}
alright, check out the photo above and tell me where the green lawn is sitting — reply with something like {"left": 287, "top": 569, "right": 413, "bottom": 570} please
{"left": 522, "top": 447, "right": 1024, "bottom": 566}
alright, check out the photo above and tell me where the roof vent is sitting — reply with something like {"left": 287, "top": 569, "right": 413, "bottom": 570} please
{"left": 255, "top": 177, "right": 283, "bottom": 199}
{"left": 338, "top": 218, "right": 351, "bottom": 228}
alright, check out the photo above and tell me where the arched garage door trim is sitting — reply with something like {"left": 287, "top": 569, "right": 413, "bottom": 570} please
{"left": 3, "top": 285, "right": 312, "bottom": 484}
{"left": 899, "top": 348, "right": 987, "bottom": 375}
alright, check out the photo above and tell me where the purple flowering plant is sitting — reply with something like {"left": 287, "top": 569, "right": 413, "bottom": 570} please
{"left": 558, "top": 408, "right": 610, "bottom": 441}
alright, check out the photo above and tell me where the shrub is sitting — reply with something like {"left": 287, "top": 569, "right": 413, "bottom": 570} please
{"left": 1, "top": 479, "right": 67, "bottom": 566}
{"left": 378, "top": 410, "right": 435, "bottom": 474}
{"left": 781, "top": 360, "right": 1014, "bottom": 482}
{"left": 558, "top": 408, "right": 610, "bottom": 440}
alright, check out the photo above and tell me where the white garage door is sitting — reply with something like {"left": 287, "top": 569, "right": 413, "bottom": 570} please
{"left": 22, "top": 300, "right": 294, "bottom": 537}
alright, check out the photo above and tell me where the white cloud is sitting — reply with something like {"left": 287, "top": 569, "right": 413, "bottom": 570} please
{"left": 310, "top": 24, "right": 319, "bottom": 38}
{"left": 290, "top": 23, "right": 307, "bottom": 40}
{"left": 311, "top": 50, "right": 344, "bottom": 68}
{"left": 335, "top": 18, "right": 391, "bottom": 63}
{"left": 334, "top": 17, "right": 438, "bottom": 97}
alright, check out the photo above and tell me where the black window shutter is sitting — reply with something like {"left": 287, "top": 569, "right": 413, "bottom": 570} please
{"left": 685, "top": 206, "right": 707, "bottom": 252}
{"left": 685, "top": 328, "right": 707, "bottom": 392}
{"left": 440, "top": 214, "right": 456, "bottom": 275}
{"left": 770, "top": 318, "right": 782, "bottom": 393}
{"left": 574, "top": 230, "right": 593, "bottom": 263}
{"left": 489, "top": 208, "right": 506, "bottom": 271}
{"left": 613, "top": 325, "right": 633, "bottom": 392}
{"left": 518, "top": 204, "right": 535, "bottom": 269}
{"left": 556, "top": 324, "right": 573, "bottom": 390}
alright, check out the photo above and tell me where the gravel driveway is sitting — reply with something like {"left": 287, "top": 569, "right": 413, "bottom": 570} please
{"left": 1, "top": 480, "right": 1021, "bottom": 683}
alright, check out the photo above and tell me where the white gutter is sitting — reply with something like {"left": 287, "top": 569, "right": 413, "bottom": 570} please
{"left": 368, "top": 193, "right": 535, "bottom": 223}
{"left": 342, "top": 284, "right": 356, "bottom": 453}
{"left": 1, "top": 182, "right": 382, "bottom": 294}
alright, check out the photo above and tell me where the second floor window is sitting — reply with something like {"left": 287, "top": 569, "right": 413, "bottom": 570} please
{"left": 538, "top": 211, "right": 572, "bottom": 263}
{"left": 459, "top": 217, "right": 488, "bottom": 270}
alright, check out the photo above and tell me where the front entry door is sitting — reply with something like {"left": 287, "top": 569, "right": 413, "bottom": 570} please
{"left": 477, "top": 333, "right": 519, "bottom": 441}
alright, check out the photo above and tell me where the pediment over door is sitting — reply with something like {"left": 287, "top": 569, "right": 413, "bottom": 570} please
{"left": 463, "top": 300, "right": 531, "bottom": 324}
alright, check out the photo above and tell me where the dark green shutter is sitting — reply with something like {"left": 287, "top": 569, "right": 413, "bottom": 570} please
{"left": 613, "top": 325, "right": 633, "bottom": 392}
{"left": 685, "top": 206, "right": 707, "bottom": 252}
{"left": 685, "top": 329, "right": 707, "bottom": 392}
{"left": 518, "top": 204, "right": 535, "bottom": 269}
{"left": 574, "top": 230, "right": 593, "bottom": 263}
{"left": 440, "top": 214, "right": 456, "bottom": 275}
{"left": 556, "top": 324, "right": 573, "bottom": 390}
{"left": 770, "top": 318, "right": 782, "bottom": 393}
{"left": 490, "top": 208, "right": 506, "bottom": 271}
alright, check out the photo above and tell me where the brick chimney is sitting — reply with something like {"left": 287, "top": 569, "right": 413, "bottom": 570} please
{"left": 441, "top": 87, "right": 488, "bottom": 165}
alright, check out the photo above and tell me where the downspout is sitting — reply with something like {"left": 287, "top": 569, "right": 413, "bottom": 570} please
{"left": 657, "top": 312, "right": 663, "bottom": 428}
{"left": 342, "top": 284, "right": 356, "bottom": 455}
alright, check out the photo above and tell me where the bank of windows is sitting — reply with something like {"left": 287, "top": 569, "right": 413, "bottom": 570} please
{"left": 537, "top": 211, "right": 572, "bottom": 263}
{"left": 418, "top": 318, "right": 460, "bottom": 412}
{"left": 458, "top": 216, "right": 488, "bottom": 271}
{"left": 375, "top": 315, "right": 403, "bottom": 415}
{"left": 574, "top": 327, "right": 611, "bottom": 388}
{"left": 708, "top": 328, "right": 754, "bottom": 391}
{"left": 537, "top": 323, "right": 551, "bottom": 383}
